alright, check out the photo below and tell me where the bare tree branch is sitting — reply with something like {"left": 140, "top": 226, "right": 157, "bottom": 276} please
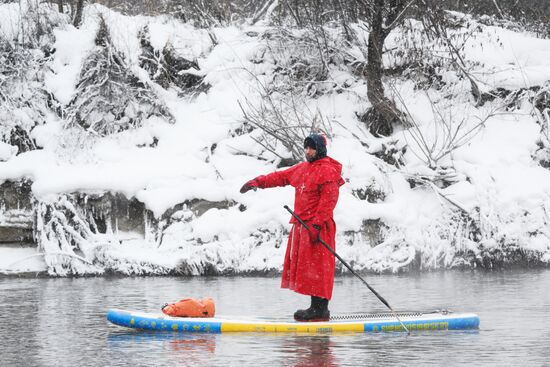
{"left": 491, "top": 0, "right": 505, "bottom": 19}
{"left": 384, "top": 0, "right": 417, "bottom": 31}
{"left": 251, "top": 0, "right": 278, "bottom": 25}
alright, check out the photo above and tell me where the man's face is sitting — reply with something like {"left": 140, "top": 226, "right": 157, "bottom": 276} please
{"left": 305, "top": 146, "right": 317, "bottom": 162}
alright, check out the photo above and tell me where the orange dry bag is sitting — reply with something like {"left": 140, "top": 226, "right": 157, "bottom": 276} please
{"left": 161, "top": 297, "right": 215, "bottom": 318}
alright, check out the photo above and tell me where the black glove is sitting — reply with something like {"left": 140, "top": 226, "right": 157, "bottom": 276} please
{"left": 240, "top": 178, "right": 259, "bottom": 193}
{"left": 309, "top": 224, "right": 321, "bottom": 244}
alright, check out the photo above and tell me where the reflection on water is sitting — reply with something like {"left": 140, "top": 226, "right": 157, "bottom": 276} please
{"left": 107, "top": 331, "right": 340, "bottom": 367}
{"left": 283, "top": 335, "right": 339, "bottom": 367}
{"left": 1, "top": 270, "right": 550, "bottom": 366}
{"left": 108, "top": 330, "right": 218, "bottom": 353}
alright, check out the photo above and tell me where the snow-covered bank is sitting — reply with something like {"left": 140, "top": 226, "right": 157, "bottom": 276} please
{"left": 1, "top": 2, "right": 550, "bottom": 276}
{"left": 0, "top": 247, "right": 47, "bottom": 274}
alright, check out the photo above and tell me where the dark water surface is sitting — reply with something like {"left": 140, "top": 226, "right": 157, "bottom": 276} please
{"left": 1, "top": 270, "right": 549, "bottom": 366}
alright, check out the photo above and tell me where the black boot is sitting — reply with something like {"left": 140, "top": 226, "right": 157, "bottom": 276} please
{"left": 294, "top": 296, "right": 330, "bottom": 322}
{"left": 293, "top": 297, "right": 314, "bottom": 321}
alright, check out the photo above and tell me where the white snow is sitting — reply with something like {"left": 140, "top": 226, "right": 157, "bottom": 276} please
{"left": 0, "top": 142, "right": 17, "bottom": 161}
{"left": 1, "top": 3, "right": 550, "bottom": 275}
{"left": 0, "top": 247, "right": 47, "bottom": 273}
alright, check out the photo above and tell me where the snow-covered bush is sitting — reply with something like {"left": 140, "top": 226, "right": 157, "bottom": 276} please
{"left": 138, "top": 25, "right": 208, "bottom": 95}
{"left": 0, "top": 2, "right": 66, "bottom": 154}
{"left": 2, "top": 0, "right": 65, "bottom": 47}
{"left": 34, "top": 196, "right": 104, "bottom": 276}
{"left": 66, "top": 15, "right": 173, "bottom": 136}
{"left": 261, "top": 27, "right": 348, "bottom": 97}
{"left": 95, "top": 0, "right": 255, "bottom": 26}
{"left": 532, "top": 82, "right": 550, "bottom": 167}
{"left": 0, "top": 36, "right": 50, "bottom": 153}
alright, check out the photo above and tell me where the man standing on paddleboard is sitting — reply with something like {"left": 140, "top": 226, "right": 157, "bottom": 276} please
{"left": 240, "top": 133, "right": 345, "bottom": 322}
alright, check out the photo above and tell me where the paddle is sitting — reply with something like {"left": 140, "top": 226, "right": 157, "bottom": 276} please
{"left": 283, "top": 205, "right": 410, "bottom": 334}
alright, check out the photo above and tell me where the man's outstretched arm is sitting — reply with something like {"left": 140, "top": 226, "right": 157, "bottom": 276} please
{"left": 240, "top": 164, "right": 300, "bottom": 193}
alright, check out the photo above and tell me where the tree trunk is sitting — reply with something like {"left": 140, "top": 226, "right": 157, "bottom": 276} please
{"left": 366, "top": 6, "right": 386, "bottom": 113}
{"left": 365, "top": 1, "right": 392, "bottom": 136}
{"left": 57, "top": 0, "right": 63, "bottom": 13}
{"left": 364, "top": 0, "right": 406, "bottom": 136}
{"left": 73, "top": 0, "right": 84, "bottom": 27}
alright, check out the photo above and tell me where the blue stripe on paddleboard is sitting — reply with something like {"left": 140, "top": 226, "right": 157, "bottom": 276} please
{"left": 107, "top": 309, "right": 222, "bottom": 333}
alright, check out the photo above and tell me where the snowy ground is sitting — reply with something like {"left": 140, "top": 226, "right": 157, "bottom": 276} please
{"left": 1, "top": 2, "right": 550, "bottom": 276}
{"left": 0, "top": 247, "right": 47, "bottom": 274}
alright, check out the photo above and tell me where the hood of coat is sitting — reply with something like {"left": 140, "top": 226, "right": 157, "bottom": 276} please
{"left": 310, "top": 156, "right": 344, "bottom": 185}
{"left": 304, "top": 133, "right": 327, "bottom": 162}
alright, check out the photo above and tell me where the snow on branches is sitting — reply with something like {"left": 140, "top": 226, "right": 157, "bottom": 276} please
{"left": 0, "top": 36, "right": 49, "bottom": 153}
{"left": 34, "top": 196, "right": 103, "bottom": 276}
{"left": 67, "top": 15, "right": 173, "bottom": 136}
{"left": 138, "top": 25, "right": 208, "bottom": 95}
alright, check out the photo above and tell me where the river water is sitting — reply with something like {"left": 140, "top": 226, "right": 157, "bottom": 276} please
{"left": 1, "top": 270, "right": 549, "bottom": 366}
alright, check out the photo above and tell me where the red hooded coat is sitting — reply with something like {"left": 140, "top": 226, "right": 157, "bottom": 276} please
{"left": 255, "top": 156, "right": 344, "bottom": 300}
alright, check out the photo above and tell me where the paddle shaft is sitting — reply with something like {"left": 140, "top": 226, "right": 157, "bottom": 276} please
{"left": 283, "top": 205, "right": 410, "bottom": 334}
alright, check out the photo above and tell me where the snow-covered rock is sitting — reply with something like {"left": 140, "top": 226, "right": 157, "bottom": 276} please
{"left": 0, "top": 142, "right": 17, "bottom": 162}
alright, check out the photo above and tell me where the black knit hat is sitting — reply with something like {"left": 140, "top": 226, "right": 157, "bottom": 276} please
{"left": 303, "top": 133, "right": 327, "bottom": 161}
